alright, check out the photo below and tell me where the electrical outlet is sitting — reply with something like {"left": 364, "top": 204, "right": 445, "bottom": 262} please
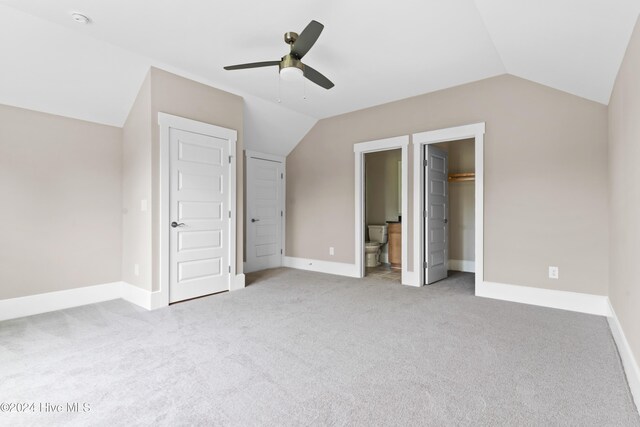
{"left": 549, "top": 266, "right": 559, "bottom": 279}
{"left": 329, "top": 247, "right": 335, "bottom": 256}
{"left": 134, "top": 264, "right": 140, "bottom": 277}
{"left": 140, "top": 199, "right": 148, "bottom": 212}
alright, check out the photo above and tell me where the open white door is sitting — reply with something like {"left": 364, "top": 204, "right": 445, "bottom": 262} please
{"left": 246, "top": 154, "right": 284, "bottom": 273}
{"left": 169, "top": 128, "right": 231, "bottom": 303}
{"left": 424, "top": 145, "right": 449, "bottom": 285}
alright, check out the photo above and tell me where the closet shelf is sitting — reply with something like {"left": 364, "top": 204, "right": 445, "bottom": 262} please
{"left": 448, "top": 172, "right": 475, "bottom": 182}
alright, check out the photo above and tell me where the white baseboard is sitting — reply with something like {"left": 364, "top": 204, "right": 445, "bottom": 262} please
{"left": 0, "top": 282, "right": 122, "bottom": 322}
{"left": 403, "top": 271, "right": 419, "bottom": 287}
{"left": 0, "top": 274, "right": 252, "bottom": 322}
{"left": 448, "top": 259, "right": 475, "bottom": 273}
{"left": 284, "top": 256, "right": 420, "bottom": 286}
{"left": 230, "top": 273, "right": 245, "bottom": 291}
{"left": 120, "top": 282, "right": 163, "bottom": 310}
{"left": 607, "top": 299, "right": 640, "bottom": 412}
{"left": 283, "top": 256, "right": 360, "bottom": 278}
{"left": 477, "top": 281, "right": 611, "bottom": 316}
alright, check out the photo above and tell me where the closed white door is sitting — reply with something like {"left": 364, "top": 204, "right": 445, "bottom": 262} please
{"left": 424, "top": 145, "right": 449, "bottom": 285}
{"left": 169, "top": 128, "right": 230, "bottom": 303}
{"left": 246, "top": 156, "right": 283, "bottom": 272}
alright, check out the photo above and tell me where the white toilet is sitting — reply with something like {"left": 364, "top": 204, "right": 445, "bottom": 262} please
{"left": 366, "top": 224, "right": 388, "bottom": 267}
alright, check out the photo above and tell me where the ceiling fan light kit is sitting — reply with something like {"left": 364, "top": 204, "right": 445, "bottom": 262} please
{"left": 279, "top": 55, "right": 304, "bottom": 81}
{"left": 224, "top": 20, "right": 334, "bottom": 90}
{"left": 279, "top": 66, "right": 303, "bottom": 81}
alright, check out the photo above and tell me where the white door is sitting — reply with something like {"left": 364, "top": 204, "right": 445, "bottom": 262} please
{"left": 169, "top": 128, "right": 230, "bottom": 303}
{"left": 246, "top": 156, "right": 283, "bottom": 272}
{"left": 424, "top": 145, "right": 449, "bottom": 284}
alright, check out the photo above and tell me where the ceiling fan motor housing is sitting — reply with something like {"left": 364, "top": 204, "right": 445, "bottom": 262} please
{"left": 280, "top": 55, "right": 304, "bottom": 72}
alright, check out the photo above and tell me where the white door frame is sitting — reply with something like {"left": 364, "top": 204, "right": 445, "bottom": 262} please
{"left": 158, "top": 112, "right": 239, "bottom": 307}
{"left": 354, "top": 135, "right": 410, "bottom": 285}
{"left": 412, "top": 123, "right": 485, "bottom": 291}
{"left": 244, "top": 150, "right": 286, "bottom": 274}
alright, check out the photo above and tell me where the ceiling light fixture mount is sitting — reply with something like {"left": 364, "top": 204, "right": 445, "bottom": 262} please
{"left": 71, "top": 12, "right": 91, "bottom": 24}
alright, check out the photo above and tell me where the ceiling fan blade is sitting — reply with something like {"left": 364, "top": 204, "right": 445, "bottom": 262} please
{"left": 303, "top": 64, "right": 334, "bottom": 89}
{"left": 224, "top": 61, "right": 280, "bottom": 70}
{"left": 291, "top": 20, "right": 324, "bottom": 59}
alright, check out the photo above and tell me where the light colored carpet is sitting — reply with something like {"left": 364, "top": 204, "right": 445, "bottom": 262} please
{"left": 0, "top": 268, "right": 638, "bottom": 426}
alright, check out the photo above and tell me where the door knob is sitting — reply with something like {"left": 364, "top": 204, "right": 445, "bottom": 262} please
{"left": 171, "top": 221, "right": 186, "bottom": 228}
{"left": 251, "top": 218, "right": 260, "bottom": 223}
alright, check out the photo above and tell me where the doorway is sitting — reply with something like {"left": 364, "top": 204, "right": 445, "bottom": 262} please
{"left": 364, "top": 148, "right": 402, "bottom": 281}
{"left": 354, "top": 136, "right": 410, "bottom": 285}
{"left": 244, "top": 151, "right": 285, "bottom": 274}
{"left": 412, "top": 123, "right": 485, "bottom": 291}
{"left": 424, "top": 139, "right": 476, "bottom": 285}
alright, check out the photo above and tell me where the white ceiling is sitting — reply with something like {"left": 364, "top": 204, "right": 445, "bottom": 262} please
{"left": 0, "top": 4, "right": 317, "bottom": 156}
{"left": 1, "top": 0, "right": 639, "bottom": 154}
{"left": 475, "top": 0, "right": 640, "bottom": 105}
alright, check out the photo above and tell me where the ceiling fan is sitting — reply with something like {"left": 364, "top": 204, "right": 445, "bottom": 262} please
{"left": 224, "top": 20, "right": 334, "bottom": 90}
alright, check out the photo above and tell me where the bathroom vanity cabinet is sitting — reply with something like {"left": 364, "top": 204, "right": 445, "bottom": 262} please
{"left": 388, "top": 222, "right": 401, "bottom": 270}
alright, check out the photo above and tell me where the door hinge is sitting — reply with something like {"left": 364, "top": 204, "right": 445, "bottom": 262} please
{"left": 280, "top": 249, "right": 283, "bottom": 255}
{"left": 281, "top": 210, "right": 283, "bottom": 217}
{"left": 228, "top": 266, "right": 231, "bottom": 273}
{"left": 281, "top": 173, "right": 283, "bottom": 179}
{"left": 424, "top": 261, "right": 428, "bottom": 268}
{"left": 229, "top": 155, "right": 232, "bottom": 164}
{"left": 229, "top": 210, "right": 231, "bottom": 218}
{"left": 424, "top": 210, "right": 428, "bottom": 218}
{"left": 423, "top": 159, "right": 428, "bottom": 167}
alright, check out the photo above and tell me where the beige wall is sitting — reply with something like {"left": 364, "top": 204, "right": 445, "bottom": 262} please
{"left": 1, "top": 67, "right": 245, "bottom": 298}
{"left": 365, "top": 149, "right": 401, "bottom": 227}
{"left": 434, "top": 139, "right": 475, "bottom": 262}
{"left": 608, "top": 17, "right": 640, "bottom": 379}
{"left": 287, "top": 74, "right": 609, "bottom": 295}
{"left": 149, "top": 68, "right": 244, "bottom": 291}
{"left": 122, "top": 72, "right": 152, "bottom": 288}
{"left": 0, "top": 105, "right": 122, "bottom": 299}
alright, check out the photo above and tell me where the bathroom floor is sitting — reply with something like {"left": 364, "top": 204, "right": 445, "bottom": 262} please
{"left": 366, "top": 264, "right": 401, "bottom": 282}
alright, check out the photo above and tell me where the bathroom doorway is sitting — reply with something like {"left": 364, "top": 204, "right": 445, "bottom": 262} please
{"left": 364, "top": 149, "right": 402, "bottom": 282}
{"left": 353, "top": 135, "right": 408, "bottom": 286}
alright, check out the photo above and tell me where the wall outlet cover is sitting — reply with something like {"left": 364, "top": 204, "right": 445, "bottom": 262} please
{"left": 549, "top": 266, "right": 559, "bottom": 279}
{"left": 329, "top": 247, "right": 335, "bottom": 256}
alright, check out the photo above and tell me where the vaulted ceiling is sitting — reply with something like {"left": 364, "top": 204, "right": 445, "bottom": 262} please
{"left": 1, "top": 1, "right": 639, "bottom": 155}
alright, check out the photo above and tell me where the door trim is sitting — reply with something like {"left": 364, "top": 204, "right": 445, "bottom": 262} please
{"left": 244, "top": 150, "right": 286, "bottom": 274}
{"left": 412, "top": 122, "right": 485, "bottom": 291}
{"left": 353, "top": 135, "right": 410, "bottom": 285}
{"left": 245, "top": 150, "right": 285, "bottom": 164}
{"left": 158, "top": 112, "right": 238, "bottom": 307}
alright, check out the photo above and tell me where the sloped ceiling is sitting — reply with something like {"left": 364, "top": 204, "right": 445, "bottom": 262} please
{"left": 0, "top": 4, "right": 316, "bottom": 156}
{"left": 1, "top": 1, "right": 639, "bottom": 154}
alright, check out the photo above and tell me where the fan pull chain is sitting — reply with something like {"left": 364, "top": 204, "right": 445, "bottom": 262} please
{"left": 277, "top": 75, "right": 281, "bottom": 103}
